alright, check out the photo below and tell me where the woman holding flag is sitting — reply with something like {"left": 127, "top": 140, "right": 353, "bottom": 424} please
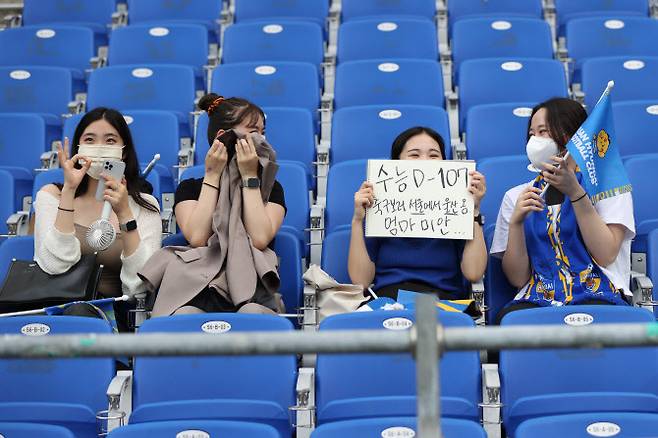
{"left": 490, "top": 96, "right": 635, "bottom": 323}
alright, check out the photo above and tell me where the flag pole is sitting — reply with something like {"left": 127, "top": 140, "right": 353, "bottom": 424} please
{"left": 0, "top": 295, "right": 131, "bottom": 318}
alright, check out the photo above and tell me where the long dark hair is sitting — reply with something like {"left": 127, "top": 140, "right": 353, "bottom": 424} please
{"left": 390, "top": 126, "right": 447, "bottom": 160}
{"left": 199, "top": 92, "right": 265, "bottom": 146}
{"left": 528, "top": 98, "right": 587, "bottom": 150}
{"left": 70, "top": 107, "right": 159, "bottom": 213}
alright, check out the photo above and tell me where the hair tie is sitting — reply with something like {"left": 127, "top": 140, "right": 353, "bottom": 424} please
{"left": 207, "top": 96, "right": 224, "bottom": 114}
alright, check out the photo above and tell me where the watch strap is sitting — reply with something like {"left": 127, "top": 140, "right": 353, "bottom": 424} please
{"left": 120, "top": 219, "right": 137, "bottom": 232}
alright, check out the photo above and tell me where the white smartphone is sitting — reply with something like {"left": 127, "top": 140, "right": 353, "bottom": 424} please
{"left": 95, "top": 159, "right": 126, "bottom": 201}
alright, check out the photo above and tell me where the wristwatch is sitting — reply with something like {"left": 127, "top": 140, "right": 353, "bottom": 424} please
{"left": 241, "top": 177, "right": 261, "bottom": 189}
{"left": 474, "top": 213, "right": 485, "bottom": 226}
{"left": 119, "top": 219, "right": 137, "bottom": 232}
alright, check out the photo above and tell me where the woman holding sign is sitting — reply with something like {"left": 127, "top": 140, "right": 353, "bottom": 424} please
{"left": 348, "top": 127, "right": 488, "bottom": 300}
{"left": 490, "top": 98, "right": 635, "bottom": 323}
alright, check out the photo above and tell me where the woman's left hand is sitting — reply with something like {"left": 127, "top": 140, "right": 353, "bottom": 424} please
{"left": 102, "top": 174, "right": 132, "bottom": 222}
{"left": 468, "top": 170, "right": 486, "bottom": 213}
{"left": 541, "top": 155, "right": 583, "bottom": 199}
{"left": 236, "top": 135, "right": 259, "bottom": 178}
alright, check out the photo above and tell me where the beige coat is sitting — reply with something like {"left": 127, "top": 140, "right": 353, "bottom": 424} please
{"left": 139, "top": 136, "right": 281, "bottom": 316}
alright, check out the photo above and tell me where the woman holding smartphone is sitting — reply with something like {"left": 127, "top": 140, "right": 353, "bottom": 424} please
{"left": 33, "top": 107, "right": 162, "bottom": 330}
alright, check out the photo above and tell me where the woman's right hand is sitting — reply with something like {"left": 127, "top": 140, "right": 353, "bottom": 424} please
{"left": 58, "top": 137, "right": 91, "bottom": 191}
{"left": 510, "top": 186, "right": 544, "bottom": 225}
{"left": 205, "top": 136, "right": 228, "bottom": 179}
{"left": 353, "top": 181, "right": 374, "bottom": 222}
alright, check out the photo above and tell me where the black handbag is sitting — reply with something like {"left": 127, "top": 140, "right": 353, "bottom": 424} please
{"left": 0, "top": 254, "right": 103, "bottom": 313}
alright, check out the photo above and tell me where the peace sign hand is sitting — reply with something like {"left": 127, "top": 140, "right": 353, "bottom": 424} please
{"left": 58, "top": 137, "right": 91, "bottom": 191}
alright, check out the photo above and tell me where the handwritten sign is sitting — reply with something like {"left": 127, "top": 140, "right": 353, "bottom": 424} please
{"left": 366, "top": 160, "right": 476, "bottom": 239}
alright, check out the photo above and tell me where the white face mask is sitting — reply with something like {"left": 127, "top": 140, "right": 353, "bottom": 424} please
{"left": 77, "top": 145, "right": 124, "bottom": 179}
{"left": 526, "top": 135, "right": 558, "bottom": 172}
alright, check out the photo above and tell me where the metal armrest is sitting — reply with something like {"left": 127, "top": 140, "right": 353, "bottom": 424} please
{"left": 129, "top": 293, "right": 150, "bottom": 329}
{"left": 161, "top": 209, "right": 175, "bottom": 235}
{"left": 315, "top": 142, "right": 330, "bottom": 203}
{"left": 309, "top": 204, "right": 325, "bottom": 266}
{"left": 90, "top": 46, "right": 108, "bottom": 69}
{"left": 3, "top": 13, "right": 21, "bottom": 28}
{"left": 68, "top": 93, "right": 86, "bottom": 114}
{"left": 470, "top": 279, "right": 486, "bottom": 326}
{"left": 5, "top": 211, "right": 29, "bottom": 236}
{"left": 111, "top": 4, "right": 128, "bottom": 28}
{"left": 452, "top": 139, "right": 466, "bottom": 161}
{"left": 39, "top": 150, "right": 59, "bottom": 171}
{"left": 481, "top": 363, "right": 502, "bottom": 438}
{"left": 446, "top": 90, "right": 459, "bottom": 144}
{"left": 106, "top": 370, "right": 132, "bottom": 431}
{"left": 207, "top": 43, "right": 220, "bottom": 67}
{"left": 320, "top": 93, "right": 334, "bottom": 143}
{"left": 178, "top": 147, "right": 194, "bottom": 168}
{"left": 631, "top": 272, "right": 656, "bottom": 309}
{"left": 291, "top": 367, "right": 315, "bottom": 438}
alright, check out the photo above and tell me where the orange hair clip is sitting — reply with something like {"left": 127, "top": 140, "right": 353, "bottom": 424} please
{"left": 207, "top": 96, "right": 224, "bottom": 114}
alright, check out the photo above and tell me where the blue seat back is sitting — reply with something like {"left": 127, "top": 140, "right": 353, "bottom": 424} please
{"left": 0, "top": 66, "right": 72, "bottom": 118}
{"left": 107, "top": 419, "right": 280, "bottom": 438}
{"left": 337, "top": 18, "right": 438, "bottom": 63}
{"left": 335, "top": 59, "right": 444, "bottom": 110}
{"left": 516, "top": 412, "right": 658, "bottom": 438}
{"left": 341, "top": 0, "right": 436, "bottom": 22}
{"left": 0, "top": 236, "right": 34, "bottom": 282}
{"left": 316, "top": 310, "right": 481, "bottom": 422}
{"left": 32, "top": 168, "right": 64, "bottom": 203}
{"left": 624, "top": 154, "right": 658, "bottom": 229}
{"left": 500, "top": 306, "right": 658, "bottom": 434}
{"left": 649, "top": 229, "right": 658, "bottom": 318}
{"left": 448, "top": 0, "right": 543, "bottom": 30}
{"left": 466, "top": 103, "right": 535, "bottom": 160}
{"left": 0, "top": 113, "right": 47, "bottom": 171}
{"left": 0, "top": 422, "right": 75, "bottom": 438}
{"left": 0, "top": 168, "right": 32, "bottom": 235}
{"left": 613, "top": 101, "right": 658, "bottom": 157}
{"left": 331, "top": 105, "right": 451, "bottom": 163}
{"left": 321, "top": 229, "right": 351, "bottom": 284}
{"left": 22, "top": 0, "right": 115, "bottom": 32}
{"left": 277, "top": 160, "right": 310, "bottom": 241}
{"left": 127, "top": 0, "right": 222, "bottom": 30}
{"left": 234, "top": 0, "right": 328, "bottom": 27}
{"left": 273, "top": 229, "right": 304, "bottom": 314}
{"left": 325, "top": 160, "right": 367, "bottom": 234}
{"left": 484, "top": 224, "right": 517, "bottom": 324}
{"left": 555, "top": 0, "right": 649, "bottom": 34}
{"left": 311, "top": 417, "right": 487, "bottom": 438}
{"left": 459, "top": 58, "right": 567, "bottom": 131}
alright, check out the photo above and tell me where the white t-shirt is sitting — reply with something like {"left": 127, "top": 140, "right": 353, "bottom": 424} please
{"left": 490, "top": 182, "right": 635, "bottom": 295}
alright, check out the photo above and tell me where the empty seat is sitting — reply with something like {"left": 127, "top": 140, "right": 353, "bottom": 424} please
{"left": 338, "top": 18, "right": 437, "bottom": 64}
{"left": 0, "top": 66, "right": 72, "bottom": 122}
{"left": 500, "top": 305, "right": 658, "bottom": 436}
{"left": 316, "top": 310, "right": 480, "bottom": 423}
{"left": 458, "top": 58, "right": 567, "bottom": 131}
{"left": 276, "top": 160, "right": 311, "bottom": 248}
{"left": 0, "top": 236, "right": 34, "bottom": 282}
{"left": 22, "top": 0, "right": 114, "bottom": 47}
{"left": 273, "top": 229, "right": 304, "bottom": 315}
{"left": 581, "top": 56, "right": 658, "bottom": 111}
{"left": 0, "top": 316, "right": 115, "bottom": 437}
{"left": 32, "top": 168, "right": 64, "bottom": 205}
{"left": 341, "top": 0, "right": 436, "bottom": 22}
{"left": 222, "top": 21, "right": 324, "bottom": 68}
{"left": 127, "top": 0, "right": 222, "bottom": 40}
{"left": 483, "top": 224, "right": 517, "bottom": 324}
{"left": 0, "top": 168, "right": 32, "bottom": 235}
{"left": 0, "top": 422, "right": 75, "bottom": 438}
{"left": 108, "top": 24, "right": 208, "bottom": 88}
{"left": 516, "top": 412, "right": 658, "bottom": 438}
{"left": 325, "top": 159, "right": 367, "bottom": 234}
{"left": 648, "top": 229, "right": 658, "bottom": 318}
{"left": 107, "top": 420, "right": 279, "bottom": 438}
{"left": 452, "top": 18, "right": 553, "bottom": 83}
{"left": 567, "top": 17, "right": 658, "bottom": 80}
{"left": 321, "top": 229, "right": 351, "bottom": 284}
{"left": 448, "top": 0, "right": 543, "bottom": 31}
{"left": 465, "top": 102, "right": 535, "bottom": 160}
{"left": 555, "top": 0, "right": 649, "bottom": 35}
{"left": 612, "top": 101, "right": 658, "bottom": 156}
{"left": 311, "top": 417, "right": 486, "bottom": 438}
{"left": 87, "top": 65, "right": 195, "bottom": 134}
{"left": 334, "top": 59, "right": 444, "bottom": 110}
{"left": 0, "top": 113, "right": 50, "bottom": 171}
{"left": 331, "top": 105, "right": 451, "bottom": 163}
{"left": 0, "top": 25, "right": 94, "bottom": 93}
{"left": 234, "top": 0, "right": 328, "bottom": 28}
{"left": 624, "top": 154, "right": 658, "bottom": 252}
{"left": 130, "top": 314, "right": 297, "bottom": 437}
{"left": 210, "top": 62, "right": 320, "bottom": 125}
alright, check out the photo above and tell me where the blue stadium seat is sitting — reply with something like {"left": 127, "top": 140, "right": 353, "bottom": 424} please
{"left": 321, "top": 229, "right": 351, "bottom": 284}
{"left": 195, "top": 107, "right": 316, "bottom": 181}
{"left": 325, "top": 159, "right": 367, "bottom": 234}
{"left": 234, "top": 0, "right": 329, "bottom": 29}
{"left": 0, "top": 113, "right": 50, "bottom": 171}
{"left": 127, "top": 0, "right": 222, "bottom": 41}
{"left": 222, "top": 21, "right": 324, "bottom": 68}
{"left": 31, "top": 168, "right": 64, "bottom": 204}
{"left": 108, "top": 24, "right": 208, "bottom": 89}
{"left": 612, "top": 101, "right": 658, "bottom": 157}
{"left": 483, "top": 224, "right": 517, "bottom": 324}
{"left": 452, "top": 18, "right": 553, "bottom": 84}
{"left": 22, "top": 0, "right": 115, "bottom": 47}
{"left": 0, "top": 25, "right": 93, "bottom": 94}
{"left": 210, "top": 62, "right": 320, "bottom": 126}
{"left": 337, "top": 18, "right": 438, "bottom": 63}
{"left": 648, "top": 229, "right": 658, "bottom": 318}
{"left": 555, "top": 0, "right": 649, "bottom": 35}
{"left": 500, "top": 305, "right": 658, "bottom": 436}
{"left": 87, "top": 65, "right": 195, "bottom": 135}
{"left": 0, "top": 316, "right": 115, "bottom": 437}
{"left": 276, "top": 160, "right": 310, "bottom": 249}
{"left": 581, "top": 56, "right": 658, "bottom": 111}
{"left": 331, "top": 105, "right": 451, "bottom": 163}
{"left": 161, "top": 231, "right": 187, "bottom": 247}
{"left": 107, "top": 420, "right": 279, "bottom": 438}
{"left": 0, "top": 422, "right": 75, "bottom": 438}
{"left": 0, "top": 66, "right": 72, "bottom": 122}
{"left": 311, "top": 417, "right": 486, "bottom": 438}
{"left": 0, "top": 236, "right": 34, "bottom": 282}
{"left": 273, "top": 229, "right": 304, "bottom": 315}
{"left": 459, "top": 58, "right": 567, "bottom": 131}
{"left": 567, "top": 17, "right": 658, "bottom": 81}
{"left": 448, "top": 0, "right": 543, "bottom": 32}
{"left": 340, "top": 0, "right": 436, "bottom": 22}
{"left": 0, "top": 168, "right": 32, "bottom": 235}
{"left": 316, "top": 310, "right": 481, "bottom": 423}
{"left": 465, "top": 102, "right": 535, "bottom": 160}
{"left": 516, "top": 412, "right": 658, "bottom": 438}
{"left": 131, "top": 314, "right": 297, "bottom": 437}
{"left": 624, "top": 154, "right": 658, "bottom": 253}
{"left": 334, "top": 59, "right": 444, "bottom": 110}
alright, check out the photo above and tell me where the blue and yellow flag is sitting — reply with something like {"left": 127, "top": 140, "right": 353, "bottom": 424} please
{"left": 566, "top": 81, "right": 632, "bottom": 203}
{"left": 44, "top": 297, "right": 119, "bottom": 332}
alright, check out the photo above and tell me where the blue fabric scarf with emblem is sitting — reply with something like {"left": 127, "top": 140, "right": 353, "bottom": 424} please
{"left": 511, "top": 172, "right": 627, "bottom": 307}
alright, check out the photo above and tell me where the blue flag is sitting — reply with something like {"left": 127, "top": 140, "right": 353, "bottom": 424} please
{"left": 44, "top": 297, "right": 119, "bottom": 332}
{"left": 565, "top": 82, "right": 632, "bottom": 203}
